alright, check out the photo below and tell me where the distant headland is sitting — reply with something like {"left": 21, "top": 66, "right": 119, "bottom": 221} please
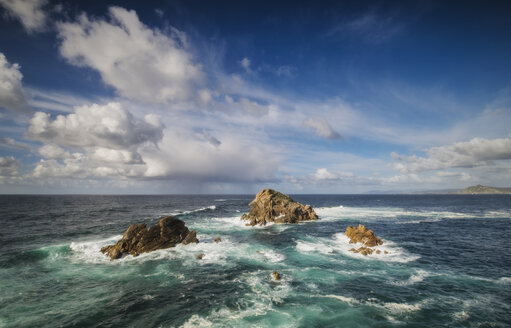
{"left": 456, "top": 185, "right": 511, "bottom": 194}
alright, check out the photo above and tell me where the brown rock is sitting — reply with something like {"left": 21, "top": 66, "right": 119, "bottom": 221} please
{"left": 241, "top": 189, "right": 319, "bottom": 226}
{"left": 348, "top": 246, "right": 374, "bottom": 256}
{"left": 196, "top": 253, "right": 205, "bottom": 259}
{"left": 376, "top": 250, "right": 381, "bottom": 254}
{"left": 100, "top": 216, "right": 199, "bottom": 260}
{"left": 272, "top": 271, "right": 281, "bottom": 281}
{"left": 214, "top": 237, "right": 222, "bottom": 243}
{"left": 345, "top": 224, "right": 383, "bottom": 247}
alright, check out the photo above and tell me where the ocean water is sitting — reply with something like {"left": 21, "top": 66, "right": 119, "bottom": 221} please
{"left": 0, "top": 194, "right": 510, "bottom": 328}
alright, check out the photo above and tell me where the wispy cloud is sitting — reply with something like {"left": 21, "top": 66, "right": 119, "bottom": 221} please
{"left": 0, "top": 0, "right": 47, "bottom": 33}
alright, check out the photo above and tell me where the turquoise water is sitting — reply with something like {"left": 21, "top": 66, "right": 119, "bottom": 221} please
{"left": 0, "top": 195, "right": 510, "bottom": 327}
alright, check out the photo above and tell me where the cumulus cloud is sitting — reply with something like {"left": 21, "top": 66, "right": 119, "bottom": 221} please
{"left": 0, "top": 156, "right": 20, "bottom": 176}
{"left": 304, "top": 117, "right": 342, "bottom": 139}
{"left": 0, "top": 0, "right": 47, "bottom": 32}
{"left": 57, "top": 6, "right": 203, "bottom": 103}
{"left": 392, "top": 137, "right": 511, "bottom": 173}
{"left": 38, "top": 144, "right": 70, "bottom": 160}
{"left": 312, "top": 168, "right": 354, "bottom": 181}
{"left": 26, "top": 102, "right": 163, "bottom": 150}
{"left": 140, "top": 131, "right": 281, "bottom": 182}
{"left": 0, "top": 53, "right": 28, "bottom": 113}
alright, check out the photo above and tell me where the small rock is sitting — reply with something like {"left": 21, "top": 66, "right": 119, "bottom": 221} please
{"left": 214, "top": 237, "right": 221, "bottom": 243}
{"left": 196, "top": 253, "right": 205, "bottom": 259}
{"left": 272, "top": 271, "right": 281, "bottom": 281}
{"left": 376, "top": 250, "right": 381, "bottom": 254}
{"left": 384, "top": 250, "right": 388, "bottom": 254}
{"left": 349, "top": 246, "right": 374, "bottom": 255}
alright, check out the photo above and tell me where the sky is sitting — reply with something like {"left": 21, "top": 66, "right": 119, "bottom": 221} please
{"left": 0, "top": 0, "right": 510, "bottom": 194}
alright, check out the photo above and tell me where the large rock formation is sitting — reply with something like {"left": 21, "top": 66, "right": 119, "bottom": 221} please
{"left": 241, "top": 189, "right": 319, "bottom": 226}
{"left": 101, "top": 216, "right": 198, "bottom": 260}
{"left": 345, "top": 224, "right": 383, "bottom": 247}
{"left": 345, "top": 224, "right": 383, "bottom": 256}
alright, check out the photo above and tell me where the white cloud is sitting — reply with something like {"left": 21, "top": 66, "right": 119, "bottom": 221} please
{"left": 0, "top": 0, "right": 47, "bottom": 33}
{"left": 0, "top": 156, "right": 20, "bottom": 176}
{"left": 57, "top": 6, "right": 203, "bottom": 103}
{"left": 0, "top": 53, "right": 28, "bottom": 113}
{"left": 0, "top": 137, "right": 30, "bottom": 150}
{"left": 38, "top": 144, "right": 70, "bottom": 160}
{"left": 312, "top": 168, "right": 354, "bottom": 181}
{"left": 26, "top": 102, "right": 163, "bottom": 150}
{"left": 392, "top": 137, "right": 511, "bottom": 173}
{"left": 240, "top": 57, "right": 251, "bottom": 72}
{"left": 304, "top": 117, "right": 342, "bottom": 139}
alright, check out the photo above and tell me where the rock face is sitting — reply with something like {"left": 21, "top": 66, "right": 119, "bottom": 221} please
{"left": 345, "top": 224, "right": 383, "bottom": 256}
{"left": 241, "top": 189, "right": 319, "bottom": 226}
{"left": 100, "top": 216, "right": 198, "bottom": 260}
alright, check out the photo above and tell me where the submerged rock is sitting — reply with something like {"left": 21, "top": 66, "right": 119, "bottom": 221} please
{"left": 272, "top": 271, "right": 281, "bottom": 281}
{"left": 345, "top": 224, "right": 383, "bottom": 247}
{"left": 100, "top": 216, "right": 198, "bottom": 260}
{"left": 349, "top": 246, "right": 374, "bottom": 256}
{"left": 241, "top": 189, "right": 319, "bottom": 226}
{"left": 214, "top": 237, "right": 222, "bottom": 243}
{"left": 196, "top": 253, "right": 205, "bottom": 259}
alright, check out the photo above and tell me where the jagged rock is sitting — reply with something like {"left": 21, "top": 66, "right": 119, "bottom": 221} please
{"left": 196, "top": 253, "right": 205, "bottom": 259}
{"left": 100, "top": 216, "right": 198, "bottom": 260}
{"left": 272, "top": 271, "right": 281, "bottom": 281}
{"left": 241, "top": 189, "right": 319, "bottom": 226}
{"left": 349, "top": 247, "right": 374, "bottom": 256}
{"left": 345, "top": 224, "right": 383, "bottom": 247}
{"left": 214, "top": 237, "right": 222, "bottom": 243}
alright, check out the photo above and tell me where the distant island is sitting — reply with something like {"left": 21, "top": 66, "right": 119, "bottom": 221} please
{"left": 456, "top": 185, "right": 511, "bottom": 194}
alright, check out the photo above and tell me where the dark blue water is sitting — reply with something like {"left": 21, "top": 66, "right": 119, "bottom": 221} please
{"left": 0, "top": 194, "right": 510, "bottom": 327}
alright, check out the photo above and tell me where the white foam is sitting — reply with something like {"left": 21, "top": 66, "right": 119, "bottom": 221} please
{"left": 295, "top": 240, "right": 334, "bottom": 254}
{"left": 70, "top": 235, "right": 122, "bottom": 263}
{"left": 259, "top": 249, "right": 286, "bottom": 263}
{"left": 142, "top": 294, "right": 155, "bottom": 300}
{"left": 294, "top": 233, "right": 419, "bottom": 263}
{"left": 390, "top": 269, "right": 429, "bottom": 286}
{"left": 332, "top": 233, "right": 420, "bottom": 263}
{"left": 179, "top": 270, "right": 295, "bottom": 328}
{"left": 180, "top": 205, "right": 216, "bottom": 215}
{"left": 319, "top": 294, "right": 422, "bottom": 313}
{"left": 322, "top": 294, "right": 360, "bottom": 305}
{"left": 315, "top": 205, "right": 511, "bottom": 223}
{"left": 497, "top": 277, "right": 511, "bottom": 284}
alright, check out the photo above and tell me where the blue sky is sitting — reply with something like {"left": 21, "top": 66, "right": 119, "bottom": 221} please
{"left": 0, "top": 0, "right": 510, "bottom": 194}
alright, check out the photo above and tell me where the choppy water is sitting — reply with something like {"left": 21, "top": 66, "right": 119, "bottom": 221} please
{"left": 0, "top": 194, "right": 510, "bottom": 327}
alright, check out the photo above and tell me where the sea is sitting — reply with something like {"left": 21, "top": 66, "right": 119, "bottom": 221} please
{"left": 0, "top": 194, "right": 510, "bottom": 328}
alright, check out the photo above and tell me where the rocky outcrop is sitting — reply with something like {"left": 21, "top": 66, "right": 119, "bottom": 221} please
{"left": 241, "top": 189, "right": 319, "bottom": 226}
{"left": 100, "top": 216, "right": 198, "bottom": 260}
{"left": 345, "top": 224, "right": 384, "bottom": 256}
{"left": 345, "top": 224, "right": 383, "bottom": 247}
